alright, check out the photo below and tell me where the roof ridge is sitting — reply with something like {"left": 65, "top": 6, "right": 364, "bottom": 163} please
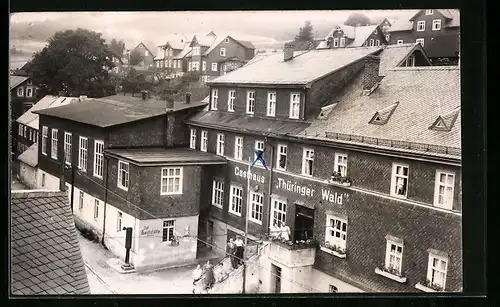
{"left": 11, "top": 190, "right": 66, "bottom": 199}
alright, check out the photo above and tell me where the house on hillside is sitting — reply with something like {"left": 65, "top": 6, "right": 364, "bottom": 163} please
{"left": 10, "top": 76, "right": 38, "bottom": 121}
{"left": 112, "top": 42, "right": 156, "bottom": 75}
{"left": 378, "top": 18, "right": 394, "bottom": 41}
{"left": 317, "top": 24, "right": 388, "bottom": 49}
{"left": 154, "top": 34, "right": 191, "bottom": 78}
{"left": 387, "top": 9, "right": 460, "bottom": 65}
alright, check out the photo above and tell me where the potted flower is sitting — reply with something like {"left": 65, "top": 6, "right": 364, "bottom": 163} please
{"left": 341, "top": 177, "right": 351, "bottom": 186}
{"left": 424, "top": 279, "right": 444, "bottom": 291}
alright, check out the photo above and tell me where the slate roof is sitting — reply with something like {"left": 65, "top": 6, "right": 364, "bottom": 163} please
{"left": 17, "top": 143, "right": 38, "bottom": 167}
{"left": 106, "top": 147, "right": 228, "bottom": 166}
{"left": 388, "top": 9, "right": 460, "bottom": 32}
{"left": 297, "top": 66, "right": 461, "bottom": 157}
{"left": 11, "top": 190, "right": 90, "bottom": 295}
{"left": 17, "top": 95, "right": 78, "bottom": 130}
{"left": 378, "top": 43, "right": 431, "bottom": 76}
{"left": 33, "top": 95, "right": 208, "bottom": 128}
{"left": 202, "top": 34, "right": 256, "bottom": 57}
{"left": 207, "top": 47, "right": 383, "bottom": 86}
{"left": 172, "top": 43, "right": 193, "bottom": 60}
{"left": 10, "top": 76, "right": 29, "bottom": 89}
{"left": 316, "top": 25, "right": 379, "bottom": 48}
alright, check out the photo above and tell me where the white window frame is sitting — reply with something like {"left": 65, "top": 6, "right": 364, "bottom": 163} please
{"left": 162, "top": 220, "right": 175, "bottom": 242}
{"left": 246, "top": 91, "right": 255, "bottom": 115}
{"left": 276, "top": 144, "right": 287, "bottom": 171}
{"left": 202, "top": 61, "right": 206, "bottom": 71}
{"left": 225, "top": 38, "right": 230, "bottom": 43}
{"left": 192, "top": 47, "right": 200, "bottom": 56}
{"left": 375, "top": 39, "right": 380, "bottom": 46}
{"left": 211, "top": 62, "right": 218, "bottom": 72}
{"left": 79, "top": 191, "right": 84, "bottom": 210}
{"left": 117, "top": 160, "right": 130, "bottom": 191}
{"left": 64, "top": 132, "right": 72, "bottom": 165}
{"left": 249, "top": 192, "right": 264, "bottom": 224}
{"left": 434, "top": 171, "right": 455, "bottom": 209}
{"left": 425, "top": 9, "right": 434, "bottom": 15}
{"left": 41, "top": 126, "right": 48, "bottom": 155}
{"left": 385, "top": 34, "right": 390, "bottom": 42}
{"left": 432, "top": 19, "right": 442, "bottom": 31}
{"left": 254, "top": 140, "right": 265, "bottom": 166}
{"left": 426, "top": 252, "right": 448, "bottom": 291}
{"left": 188, "top": 62, "right": 192, "bottom": 71}
{"left": 416, "top": 38, "right": 425, "bottom": 47}
{"left": 227, "top": 90, "right": 236, "bottom": 112}
{"left": 93, "top": 140, "right": 104, "bottom": 179}
{"left": 17, "top": 87, "right": 24, "bottom": 97}
{"left": 234, "top": 136, "right": 243, "bottom": 160}
{"left": 385, "top": 238, "right": 404, "bottom": 275}
{"left": 391, "top": 163, "right": 409, "bottom": 198}
{"left": 229, "top": 184, "right": 243, "bottom": 216}
{"left": 18, "top": 124, "right": 23, "bottom": 136}
{"left": 267, "top": 91, "right": 276, "bottom": 117}
{"left": 51, "top": 129, "right": 58, "bottom": 160}
{"left": 333, "top": 38, "right": 339, "bottom": 47}
{"left": 78, "top": 136, "right": 88, "bottom": 172}
{"left": 23, "top": 126, "right": 27, "bottom": 137}
{"left": 161, "top": 167, "right": 183, "bottom": 195}
{"left": 397, "top": 39, "right": 404, "bottom": 45}
{"left": 216, "top": 133, "right": 225, "bottom": 156}
{"left": 369, "top": 39, "right": 375, "bottom": 46}
{"left": 340, "top": 37, "right": 346, "bottom": 47}
{"left": 212, "top": 180, "right": 224, "bottom": 208}
{"left": 334, "top": 153, "right": 348, "bottom": 177}
{"left": 211, "top": 89, "right": 218, "bottom": 110}
{"left": 220, "top": 47, "right": 226, "bottom": 56}
{"left": 201, "top": 130, "right": 208, "bottom": 152}
{"left": 325, "top": 215, "right": 347, "bottom": 251}
{"left": 94, "top": 199, "right": 99, "bottom": 220}
{"left": 302, "top": 148, "right": 314, "bottom": 176}
{"left": 329, "top": 285, "right": 338, "bottom": 293}
{"left": 289, "top": 93, "right": 300, "bottom": 119}
{"left": 190, "top": 128, "right": 196, "bottom": 149}
{"left": 26, "top": 88, "right": 32, "bottom": 97}
{"left": 406, "top": 55, "right": 416, "bottom": 67}
{"left": 117, "top": 212, "right": 123, "bottom": 232}
{"left": 417, "top": 21, "right": 426, "bottom": 32}
{"left": 270, "top": 197, "right": 287, "bottom": 227}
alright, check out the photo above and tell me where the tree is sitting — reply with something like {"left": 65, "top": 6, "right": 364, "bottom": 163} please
{"left": 294, "top": 21, "right": 315, "bottom": 43}
{"left": 108, "top": 38, "right": 125, "bottom": 58}
{"left": 25, "top": 28, "right": 116, "bottom": 98}
{"left": 344, "top": 13, "right": 371, "bottom": 27}
{"left": 129, "top": 49, "right": 144, "bottom": 66}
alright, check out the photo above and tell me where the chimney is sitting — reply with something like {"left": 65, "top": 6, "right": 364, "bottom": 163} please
{"left": 185, "top": 92, "right": 191, "bottom": 104}
{"left": 362, "top": 55, "right": 381, "bottom": 95}
{"left": 284, "top": 42, "right": 294, "bottom": 61}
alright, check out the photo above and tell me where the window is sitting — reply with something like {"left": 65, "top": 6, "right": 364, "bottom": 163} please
{"left": 17, "top": 87, "right": 24, "bottom": 96}
{"left": 117, "top": 212, "right": 122, "bottom": 232}
{"left": 427, "top": 252, "right": 448, "bottom": 290}
{"left": 416, "top": 38, "right": 425, "bottom": 47}
{"left": 145, "top": 50, "right": 149, "bottom": 56}
{"left": 190, "top": 128, "right": 196, "bottom": 149}
{"left": 405, "top": 55, "right": 416, "bottom": 67}
{"left": 287, "top": 93, "right": 301, "bottom": 119}
{"left": 375, "top": 39, "right": 380, "bottom": 46}
{"left": 220, "top": 48, "right": 226, "bottom": 56}
{"left": 333, "top": 38, "right": 339, "bottom": 47}
{"left": 397, "top": 39, "right": 404, "bottom": 45}
{"left": 276, "top": 144, "right": 287, "bottom": 170}
{"left": 117, "top": 161, "right": 130, "bottom": 191}
{"left": 78, "top": 137, "right": 88, "bottom": 171}
{"left": 334, "top": 153, "right": 348, "bottom": 177}
{"left": 432, "top": 19, "right": 442, "bottom": 31}
{"left": 340, "top": 37, "right": 346, "bottom": 47}
{"left": 228, "top": 90, "right": 236, "bottom": 112}
{"left": 369, "top": 39, "right": 375, "bottom": 46}
{"left": 374, "top": 29, "right": 378, "bottom": 35}
{"left": 202, "top": 61, "right": 206, "bottom": 71}
{"left": 302, "top": 148, "right": 314, "bottom": 176}
{"left": 18, "top": 124, "right": 22, "bottom": 136}
{"left": 249, "top": 192, "right": 264, "bottom": 224}
{"left": 50, "top": 129, "right": 58, "bottom": 159}
{"left": 254, "top": 140, "right": 264, "bottom": 166}
{"left": 385, "top": 238, "right": 404, "bottom": 275}
{"left": 425, "top": 9, "right": 434, "bottom": 15}
{"left": 192, "top": 47, "right": 200, "bottom": 56}
{"left": 225, "top": 38, "right": 229, "bottom": 43}
{"left": 417, "top": 21, "right": 426, "bottom": 31}
{"left": 434, "top": 171, "right": 455, "bottom": 209}
{"left": 26, "top": 88, "right": 32, "bottom": 97}
{"left": 270, "top": 198, "right": 287, "bottom": 227}
{"left": 94, "top": 199, "right": 99, "bottom": 220}
{"left": 27, "top": 79, "right": 32, "bottom": 85}
{"left": 329, "top": 285, "right": 338, "bottom": 293}
{"left": 246, "top": 91, "right": 255, "bottom": 114}
{"left": 23, "top": 126, "right": 27, "bottom": 137}
{"left": 229, "top": 185, "right": 243, "bottom": 216}
{"left": 41, "top": 126, "right": 48, "bottom": 155}
{"left": 79, "top": 191, "right": 84, "bottom": 210}
{"left": 385, "top": 34, "right": 390, "bottom": 42}
{"left": 234, "top": 136, "right": 243, "bottom": 160}
{"left": 94, "top": 140, "right": 104, "bottom": 178}
{"left": 161, "top": 167, "right": 183, "bottom": 195}
{"left": 162, "top": 220, "right": 175, "bottom": 242}
{"left": 64, "top": 132, "right": 72, "bottom": 164}
{"left": 212, "top": 180, "right": 224, "bottom": 208}
{"left": 201, "top": 130, "right": 208, "bottom": 152}
{"left": 211, "top": 89, "right": 218, "bottom": 110}
{"left": 41, "top": 173, "right": 46, "bottom": 187}
{"left": 192, "top": 61, "right": 200, "bottom": 71}
{"left": 217, "top": 133, "right": 225, "bottom": 156}
{"left": 188, "top": 62, "right": 192, "bottom": 71}
{"left": 173, "top": 60, "right": 177, "bottom": 68}
{"left": 212, "top": 63, "right": 218, "bottom": 72}
{"left": 325, "top": 215, "right": 347, "bottom": 250}
{"left": 391, "top": 163, "right": 409, "bottom": 198}
{"left": 267, "top": 92, "right": 276, "bottom": 117}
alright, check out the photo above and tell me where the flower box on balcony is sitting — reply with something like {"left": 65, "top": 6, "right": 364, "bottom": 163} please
{"left": 320, "top": 245, "right": 346, "bottom": 259}
{"left": 324, "top": 172, "right": 352, "bottom": 187}
{"left": 415, "top": 280, "right": 444, "bottom": 292}
{"left": 271, "top": 238, "right": 318, "bottom": 250}
{"left": 374, "top": 267, "right": 407, "bottom": 283}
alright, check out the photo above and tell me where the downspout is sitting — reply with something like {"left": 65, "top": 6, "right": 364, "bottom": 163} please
{"left": 101, "top": 155, "right": 109, "bottom": 246}
{"left": 265, "top": 135, "right": 275, "bottom": 240}
{"left": 302, "top": 85, "right": 309, "bottom": 120}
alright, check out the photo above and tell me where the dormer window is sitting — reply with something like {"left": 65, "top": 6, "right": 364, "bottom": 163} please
{"left": 369, "top": 102, "right": 399, "bottom": 125}
{"left": 225, "top": 38, "right": 229, "bottom": 43}
{"left": 429, "top": 107, "right": 460, "bottom": 131}
{"left": 405, "top": 55, "right": 416, "bottom": 67}
{"left": 425, "top": 9, "right": 434, "bottom": 15}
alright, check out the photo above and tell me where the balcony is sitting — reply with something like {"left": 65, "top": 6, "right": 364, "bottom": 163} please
{"left": 267, "top": 238, "right": 317, "bottom": 268}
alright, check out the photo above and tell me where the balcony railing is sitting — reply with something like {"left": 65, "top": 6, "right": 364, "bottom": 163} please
{"left": 267, "top": 238, "right": 317, "bottom": 268}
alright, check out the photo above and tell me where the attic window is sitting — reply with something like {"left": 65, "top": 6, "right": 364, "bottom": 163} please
{"left": 317, "top": 103, "right": 338, "bottom": 120}
{"left": 369, "top": 102, "right": 399, "bottom": 125}
{"left": 429, "top": 107, "right": 460, "bottom": 131}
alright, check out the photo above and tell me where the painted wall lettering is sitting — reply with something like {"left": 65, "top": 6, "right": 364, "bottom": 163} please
{"left": 234, "top": 166, "right": 265, "bottom": 183}
{"left": 140, "top": 225, "right": 161, "bottom": 237}
{"left": 276, "top": 178, "right": 347, "bottom": 205}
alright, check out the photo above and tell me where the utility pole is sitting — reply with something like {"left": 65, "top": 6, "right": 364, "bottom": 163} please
{"left": 242, "top": 156, "right": 251, "bottom": 294}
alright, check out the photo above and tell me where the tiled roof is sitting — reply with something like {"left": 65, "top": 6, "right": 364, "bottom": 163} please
{"left": 378, "top": 43, "right": 430, "bottom": 76}
{"left": 105, "top": 147, "right": 228, "bottom": 166}
{"left": 17, "top": 143, "right": 38, "bottom": 167}
{"left": 11, "top": 190, "right": 90, "bottom": 295}
{"left": 33, "top": 95, "right": 208, "bottom": 128}
{"left": 10, "top": 76, "right": 29, "bottom": 89}
{"left": 186, "top": 111, "right": 311, "bottom": 136}
{"left": 207, "top": 47, "right": 382, "bottom": 86}
{"left": 298, "top": 66, "right": 461, "bottom": 155}
{"left": 173, "top": 43, "right": 193, "bottom": 60}
{"left": 17, "top": 95, "right": 78, "bottom": 129}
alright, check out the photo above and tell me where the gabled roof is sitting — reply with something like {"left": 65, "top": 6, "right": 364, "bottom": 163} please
{"left": 388, "top": 9, "right": 460, "bottom": 32}
{"left": 190, "top": 34, "right": 216, "bottom": 47}
{"left": 202, "top": 34, "right": 255, "bottom": 56}
{"left": 17, "top": 95, "right": 78, "bottom": 130}
{"left": 172, "top": 43, "right": 193, "bottom": 59}
{"left": 11, "top": 190, "right": 90, "bottom": 295}
{"left": 129, "top": 42, "right": 156, "bottom": 57}
{"left": 237, "top": 40, "right": 256, "bottom": 49}
{"left": 17, "top": 143, "right": 38, "bottom": 167}
{"left": 157, "top": 34, "right": 189, "bottom": 50}
{"left": 378, "top": 43, "right": 431, "bottom": 76}
{"left": 207, "top": 47, "right": 383, "bottom": 86}
{"left": 317, "top": 25, "right": 380, "bottom": 48}
{"left": 429, "top": 107, "right": 460, "bottom": 131}
{"left": 10, "top": 76, "right": 29, "bottom": 89}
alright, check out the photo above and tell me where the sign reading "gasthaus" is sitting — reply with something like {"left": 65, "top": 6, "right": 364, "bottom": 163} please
{"left": 276, "top": 178, "right": 345, "bottom": 205}
{"left": 234, "top": 166, "right": 265, "bottom": 184}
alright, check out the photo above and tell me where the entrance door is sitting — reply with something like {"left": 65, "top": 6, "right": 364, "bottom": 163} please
{"left": 207, "top": 220, "right": 214, "bottom": 249}
{"left": 271, "top": 264, "right": 282, "bottom": 293}
{"left": 294, "top": 205, "right": 314, "bottom": 242}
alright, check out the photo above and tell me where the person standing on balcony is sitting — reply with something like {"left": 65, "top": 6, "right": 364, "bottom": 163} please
{"left": 227, "top": 238, "right": 237, "bottom": 269}
{"left": 234, "top": 236, "right": 244, "bottom": 266}
{"left": 280, "top": 222, "right": 291, "bottom": 242}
